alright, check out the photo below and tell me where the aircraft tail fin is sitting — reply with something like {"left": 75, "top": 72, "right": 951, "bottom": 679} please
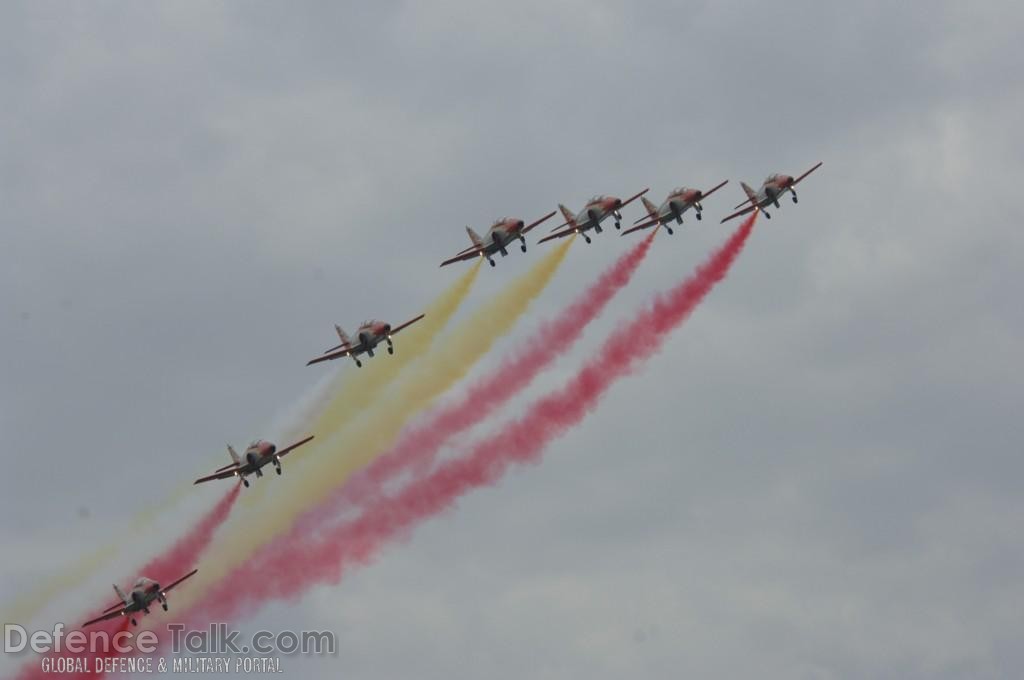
{"left": 334, "top": 325, "right": 352, "bottom": 348}
{"left": 466, "top": 226, "right": 484, "bottom": 249}
{"left": 228, "top": 444, "right": 242, "bottom": 466}
{"left": 557, "top": 204, "right": 577, "bottom": 229}
{"left": 113, "top": 583, "right": 130, "bottom": 606}
{"left": 640, "top": 196, "right": 659, "bottom": 218}
{"left": 741, "top": 182, "right": 758, "bottom": 206}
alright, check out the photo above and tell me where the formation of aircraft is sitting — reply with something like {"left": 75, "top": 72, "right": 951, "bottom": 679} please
{"left": 621, "top": 180, "right": 729, "bottom": 236}
{"left": 194, "top": 435, "right": 316, "bottom": 487}
{"left": 82, "top": 569, "right": 198, "bottom": 627}
{"left": 537, "top": 189, "right": 650, "bottom": 244}
{"left": 720, "top": 162, "right": 823, "bottom": 223}
{"left": 440, "top": 211, "right": 557, "bottom": 267}
{"left": 436, "top": 164, "right": 821, "bottom": 252}
{"left": 69, "top": 161, "right": 821, "bottom": 632}
{"left": 306, "top": 314, "right": 425, "bottom": 367}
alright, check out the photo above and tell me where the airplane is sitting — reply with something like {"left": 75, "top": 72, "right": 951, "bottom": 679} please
{"left": 306, "top": 314, "right": 425, "bottom": 367}
{"left": 537, "top": 189, "right": 649, "bottom": 245}
{"left": 82, "top": 568, "right": 198, "bottom": 627}
{"left": 720, "top": 162, "right": 823, "bottom": 223}
{"left": 440, "top": 211, "right": 557, "bottom": 267}
{"left": 620, "top": 180, "right": 729, "bottom": 236}
{"left": 194, "top": 435, "right": 315, "bottom": 487}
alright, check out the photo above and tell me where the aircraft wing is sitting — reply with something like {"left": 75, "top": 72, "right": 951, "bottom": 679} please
{"left": 620, "top": 218, "right": 659, "bottom": 236}
{"left": 520, "top": 210, "right": 558, "bottom": 235}
{"left": 321, "top": 340, "right": 354, "bottom": 354}
{"left": 701, "top": 179, "right": 729, "bottom": 200}
{"left": 732, "top": 194, "right": 757, "bottom": 210}
{"left": 440, "top": 248, "right": 484, "bottom": 267}
{"left": 82, "top": 607, "right": 128, "bottom": 628}
{"left": 390, "top": 313, "right": 425, "bottom": 335}
{"left": 306, "top": 346, "right": 353, "bottom": 366}
{"left": 194, "top": 465, "right": 244, "bottom": 485}
{"left": 632, "top": 204, "right": 659, "bottom": 225}
{"left": 618, "top": 188, "right": 650, "bottom": 209}
{"left": 161, "top": 568, "right": 199, "bottom": 594}
{"left": 275, "top": 435, "right": 315, "bottom": 459}
{"left": 792, "top": 161, "right": 823, "bottom": 186}
{"left": 719, "top": 204, "right": 757, "bottom": 224}
{"left": 537, "top": 227, "right": 578, "bottom": 244}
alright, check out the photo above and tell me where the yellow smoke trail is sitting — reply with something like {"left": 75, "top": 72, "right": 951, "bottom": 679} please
{"left": 2, "top": 546, "right": 110, "bottom": 624}
{"left": 308, "top": 261, "right": 481, "bottom": 435}
{"left": 1, "top": 480, "right": 194, "bottom": 624}
{"left": 2, "top": 268, "right": 488, "bottom": 624}
{"left": 238, "top": 261, "right": 481, "bottom": 509}
{"left": 173, "top": 239, "right": 572, "bottom": 610}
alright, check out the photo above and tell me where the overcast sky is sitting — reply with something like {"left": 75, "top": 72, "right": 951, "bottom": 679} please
{"left": 2, "top": 1, "right": 1022, "bottom": 678}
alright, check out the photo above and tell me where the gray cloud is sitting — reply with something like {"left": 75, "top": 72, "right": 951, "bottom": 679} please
{"left": 2, "top": 1, "right": 1022, "bottom": 678}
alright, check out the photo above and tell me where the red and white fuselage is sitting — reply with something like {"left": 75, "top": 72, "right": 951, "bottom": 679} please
{"left": 621, "top": 180, "right": 729, "bottom": 236}
{"left": 306, "top": 314, "right": 425, "bottom": 368}
{"left": 570, "top": 195, "right": 628, "bottom": 232}
{"left": 752, "top": 174, "right": 799, "bottom": 206}
{"left": 193, "top": 435, "right": 315, "bottom": 487}
{"left": 538, "top": 189, "right": 648, "bottom": 245}
{"left": 440, "top": 212, "right": 557, "bottom": 268}
{"left": 720, "top": 162, "right": 822, "bottom": 223}
{"left": 480, "top": 217, "right": 528, "bottom": 253}
{"left": 82, "top": 569, "right": 199, "bottom": 627}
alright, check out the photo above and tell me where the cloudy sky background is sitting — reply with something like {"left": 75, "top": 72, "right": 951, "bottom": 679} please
{"left": 2, "top": 1, "right": 1022, "bottom": 678}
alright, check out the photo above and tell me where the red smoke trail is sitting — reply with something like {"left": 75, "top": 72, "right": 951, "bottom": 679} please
{"left": 182, "top": 214, "right": 755, "bottom": 623}
{"left": 295, "top": 231, "right": 656, "bottom": 529}
{"left": 12, "top": 484, "right": 241, "bottom": 680}
{"left": 137, "top": 482, "right": 241, "bottom": 584}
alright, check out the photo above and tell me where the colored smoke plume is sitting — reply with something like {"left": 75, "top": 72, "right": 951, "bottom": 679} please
{"left": 186, "top": 215, "right": 755, "bottom": 622}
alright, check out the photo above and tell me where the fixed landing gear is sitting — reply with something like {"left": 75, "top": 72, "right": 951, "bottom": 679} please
{"left": 614, "top": 221, "right": 621, "bottom": 230}
{"left": 595, "top": 224, "right": 603, "bottom": 234}
{"left": 131, "top": 617, "right": 138, "bottom": 626}
{"left": 763, "top": 210, "right": 772, "bottom": 219}
{"left": 162, "top": 603, "right": 168, "bottom": 611}
{"left": 791, "top": 191, "right": 799, "bottom": 204}
{"left": 275, "top": 467, "right": 282, "bottom": 475}
{"left": 243, "top": 478, "right": 250, "bottom": 487}
{"left": 695, "top": 211, "right": 702, "bottom": 221}
{"left": 520, "top": 237, "right": 527, "bottom": 253}
{"left": 666, "top": 226, "right": 675, "bottom": 235}
{"left": 487, "top": 258, "right": 495, "bottom": 267}
{"left": 583, "top": 234, "right": 592, "bottom": 244}
{"left": 354, "top": 358, "right": 363, "bottom": 367}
